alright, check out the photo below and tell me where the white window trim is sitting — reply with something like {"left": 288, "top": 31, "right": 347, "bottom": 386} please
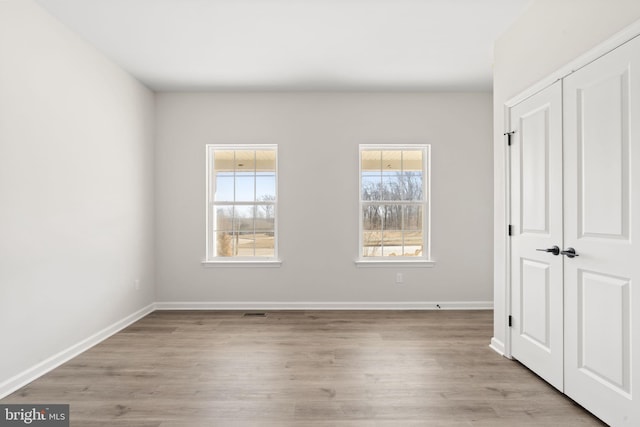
{"left": 354, "top": 258, "right": 435, "bottom": 267}
{"left": 204, "top": 144, "right": 281, "bottom": 266}
{"left": 201, "top": 259, "right": 282, "bottom": 267}
{"left": 355, "top": 144, "right": 434, "bottom": 267}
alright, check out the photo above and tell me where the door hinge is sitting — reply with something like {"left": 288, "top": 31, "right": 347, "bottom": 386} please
{"left": 508, "top": 224, "right": 513, "bottom": 236}
{"left": 504, "top": 131, "right": 515, "bottom": 146}
{"left": 508, "top": 315, "right": 513, "bottom": 327}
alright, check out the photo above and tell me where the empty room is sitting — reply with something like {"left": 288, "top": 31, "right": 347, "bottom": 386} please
{"left": 2, "top": 0, "right": 640, "bottom": 425}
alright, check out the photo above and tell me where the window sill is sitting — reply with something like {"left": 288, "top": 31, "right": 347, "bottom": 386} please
{"left": 354, "top": 259, "right": 436, "bottom": 268}
{"left": 202, "top": 259, "right": 283, "bottom": 268}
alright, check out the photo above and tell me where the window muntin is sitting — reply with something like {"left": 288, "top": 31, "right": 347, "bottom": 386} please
{"left": 206, "top": 145, "right": 277, "bottom": 260}
{"left": 359, "top": 146, "right": 429, "bottom": 259}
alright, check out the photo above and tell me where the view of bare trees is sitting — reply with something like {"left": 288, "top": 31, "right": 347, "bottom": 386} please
{"left": 362, "top": 171, "right": 424, "bottom": 257}
{"left": 362, "top": 171, "right": 423, "bottom": 201}
{"left": 258, "top": 194, "right": 275, "bottom": 219}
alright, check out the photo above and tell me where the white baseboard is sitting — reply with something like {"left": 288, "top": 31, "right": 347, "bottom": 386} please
{"left": 0, "top": 303, "right": 155, "bottom": 400}
{"left": 489, "top": 337, "right": 506, "bottom": 356}
{"left": 155, "top": 301, "right": 494, "bottom": 310}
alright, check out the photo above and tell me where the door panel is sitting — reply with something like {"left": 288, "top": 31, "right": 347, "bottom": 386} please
{"left": 520, "top": 258, "right": 551, "bottom": 349}
{"left": 564, "top": 35, "right": 640, "bottom": 426}
{"left": 578, "top": 270, "right": 631, "bottom": 394}
{"left": 578, "top": 71, "right": 630, "bottom": 239}
{"left": 510, "top": 81, "right": 563, "bottom": 391}
{"left": 521, "top": 107, "right": 550, "bottom": 233}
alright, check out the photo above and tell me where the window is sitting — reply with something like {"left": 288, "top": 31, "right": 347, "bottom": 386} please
{"left": 205, "top": 145, "right": 278, "bottom": 262}
{"left": 358, "top": 144, "right": 431, "bottom": 263}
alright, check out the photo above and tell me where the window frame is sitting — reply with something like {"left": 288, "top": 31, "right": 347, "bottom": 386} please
{"left": 356, "top": 144, "right": 434, "bottom": 267}
{"left": 203, "top": 144, "right": 281, "bottom": 266}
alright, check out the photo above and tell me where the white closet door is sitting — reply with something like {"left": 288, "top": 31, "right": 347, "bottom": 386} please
{"left": 563, "top": 35, "right": 640, "bottom": 426}
{"left": 509, "top": 81, "right": 564, "bottom": 391}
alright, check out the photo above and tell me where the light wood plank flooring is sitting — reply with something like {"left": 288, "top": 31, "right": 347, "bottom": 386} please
{"left": 2, "top": 310, "right": 605, "bottom": 426}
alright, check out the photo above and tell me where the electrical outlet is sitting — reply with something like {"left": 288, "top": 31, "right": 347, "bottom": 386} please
{"left": 396, "top": 273, "right": 403, "bottom": 284}
{"left": 134, "top": 279, "right": 140, "bottom": 291}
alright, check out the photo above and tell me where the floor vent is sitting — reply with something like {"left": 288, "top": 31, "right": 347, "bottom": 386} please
{"left": 243, "top": 312, "right": 267, "bottom": 317}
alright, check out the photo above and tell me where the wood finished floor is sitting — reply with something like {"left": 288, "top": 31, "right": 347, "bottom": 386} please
{"left": 2, "top": 310, "right": 606, "bottom": 426}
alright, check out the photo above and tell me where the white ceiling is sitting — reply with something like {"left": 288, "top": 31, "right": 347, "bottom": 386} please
{"left": 34, "top": 0, "right": 531, "bottom": 91}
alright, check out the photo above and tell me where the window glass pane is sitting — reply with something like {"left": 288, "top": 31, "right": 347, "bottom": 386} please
{"left": 382, "top": 232, "right": 401, "bottom": 256}
{"left": 381, "top": 204, "right": 402, "bottom": 231}
{"left": 214, "top": 172, "right": 234, "bottom": 202}
{"left": 382, "top": 150, "right": 402, "bottom": 172}
{"left": 361, "top": 150, "right": 381, "bottom": 171}
{"left": 363, "top": 204, "right": 424, "bottom": 257}
{"left": 363, "top": 204, "right": 382, "bottom": 230}
{"left": 235, "top": 174, "right": 255, "bottom": 202}
{"left": 363, "top": 230, "right": 382, "bottom": 257}
{"left": 362, "top": 150, "right": 381, "bottom": 200}
{"left": 256, "top": 150, "right": 276, "bottom": 172}
{"left": 402, "top": 150, "right": 423, "bottom": 201}
{"left": 402, "top": 231, "right": 424, "bottom": 256}
{"left": 403, "top": 205, "right": 423, "bottom": 256}
{"left": 255, "top": 231, "right": 275, "bottom": 257}
{"left": 256, "top": 174, "right": 276, "bottom": 200}
{"left": 235, "top": 150, "right": 256, "bottom": 171}
{"left": 362, "top": 205, "right": 382, "bottom": 257}
{"left": 234, "top": 205, "right": 255, "bottom": 233}
{"left": 361, "top": 174, "right": 381, "bottom": 200}
{"left": 255, "top": 209, "right": 275, "bottom": 230}
{"left": 404, "top": 205, "right": 422, "bottom": 231}
{"left": 402, "top": 150, "right": 422, "bottom": 172}
{"left": 381, "top": 204, "right": 402, "bottom": 256}
{"left": 214, "top": 205, "right": 235, "bottom": 257}
{"left": 402, "top": 171, "right": 423, "bottom": 201}
{"left": 381, "top": 151, "right": 402, "bottom": 201}
{"left": 236, "top": 233, "right": 256, "bottom": 256}
{"left": 213, "top": 150, "right": 235, "bottom": 172}
{"left": 381, "top": 174, "right": 402, "bottom": 200}
{"left": 215, "top": 231, "right": 235, "bottom": 257}
{"left": 214, "top": 206, "right": 234, "bottom": 231}
{"left": 259, "top": 247, "right": 275, "bottom": 258}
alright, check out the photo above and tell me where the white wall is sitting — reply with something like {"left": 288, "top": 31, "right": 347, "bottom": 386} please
{"left": 0, "top": 0, "right": 155, "bottom": 391}
{"left": 155, "top": 92, "right": 493, "bottom": 306}
{"left": 492, "top": 0, "right": 640, "bottom": 351}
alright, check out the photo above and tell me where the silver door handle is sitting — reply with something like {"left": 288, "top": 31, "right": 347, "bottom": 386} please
{"left": 560, "top": 247, "right": 579, "bottom": 258}
{"left": 536, "top": 246, "right": 560, "bottom": 256}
